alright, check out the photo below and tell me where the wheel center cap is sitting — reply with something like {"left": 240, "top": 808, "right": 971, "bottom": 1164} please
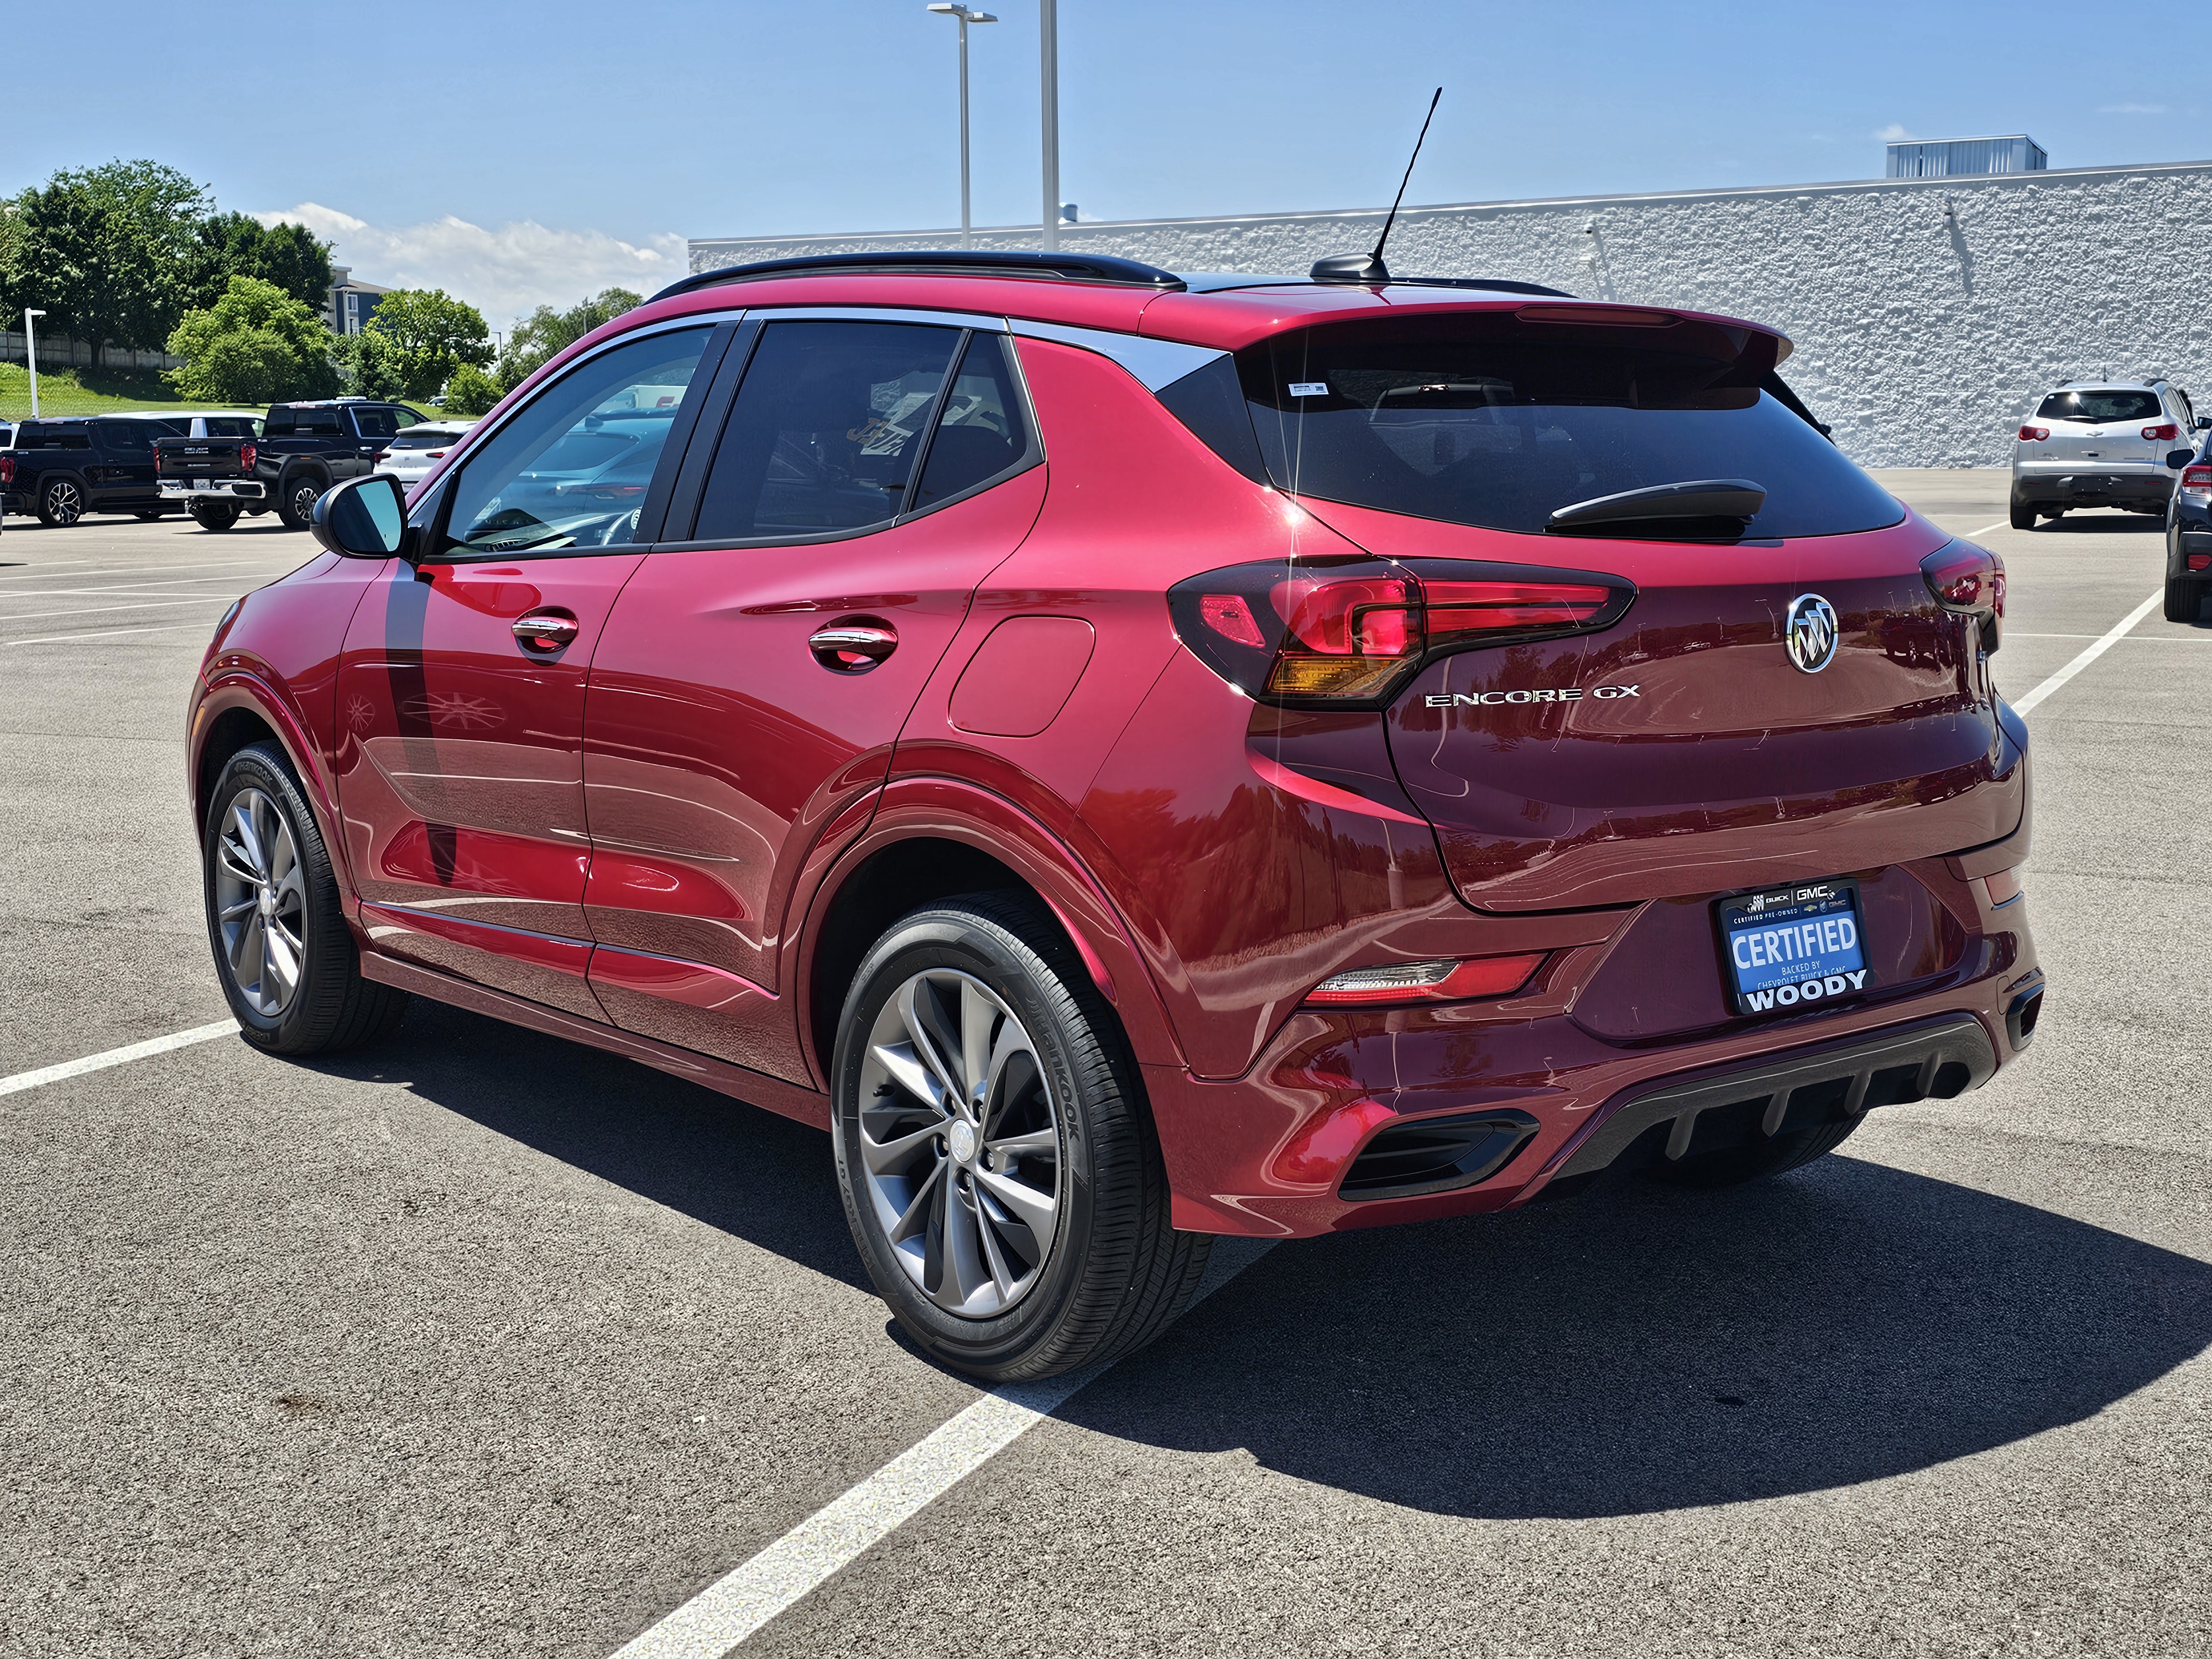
{"left": 258, "top": 887, "right": 275, "bottom": 918}
{"left": 949, "top": 1120, "right": 978, "bottom": 1165}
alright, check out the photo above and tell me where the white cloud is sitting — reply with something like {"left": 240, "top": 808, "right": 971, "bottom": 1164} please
{"left": 255, "top": 203, "right": 688, "bottom": 328}
{"left": 2099, "top": 102, "right": 2167, "bottom": 114}
{"left": 1874, "top": 123, "right": 1915, "bottom": 143}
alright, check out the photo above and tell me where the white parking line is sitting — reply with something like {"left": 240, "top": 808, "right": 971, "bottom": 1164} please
{"left": 0, "top": 597, "right": 236, "bottom": 624}
{"left": 2, "top": 623, "right": 210, "bottom": 647}
{"left": 0, "top": 1021, "right": 237, "bottom": 1099}
{"left": 2011, "top": 589, "right": 2164, "bottom": 717}
{"left": 1967, "top": 519, "right": 2008, "bottom": 538}
{"left": 609, "top": 1238, "right": 1279, "bottom": 1658}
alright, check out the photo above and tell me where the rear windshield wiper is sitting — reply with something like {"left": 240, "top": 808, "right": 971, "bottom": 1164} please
{"left": 1547, "top": 478, "right": 1766, "bottom": 535}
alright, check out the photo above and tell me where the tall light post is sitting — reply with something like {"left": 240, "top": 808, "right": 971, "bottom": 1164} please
{"left": 927, "top": 4, "right": 997, "bottom": 250}
{"left": 23, "top": 310, "right": 45, "bottom": 418}
{"left": 1039, "top": 0, "right": 1059, "bottom": 251}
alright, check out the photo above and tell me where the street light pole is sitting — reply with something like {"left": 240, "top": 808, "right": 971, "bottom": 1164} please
{"left": 23, "top": 310, "right": 45, "bottom": 418}
{"left": 927, "top": 5, "right": 997, "bottom": 251}
{"left": 1039, "top": 0, "right": 1059, "bottom": 252}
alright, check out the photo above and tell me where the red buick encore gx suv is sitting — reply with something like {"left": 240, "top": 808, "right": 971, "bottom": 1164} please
{"left": 187, "top": 251, "right": 2041, "bottom": 1379}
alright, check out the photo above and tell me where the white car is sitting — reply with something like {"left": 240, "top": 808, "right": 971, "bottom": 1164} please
{"left": 378, "top": 420, "right": 475, "bottom": 486}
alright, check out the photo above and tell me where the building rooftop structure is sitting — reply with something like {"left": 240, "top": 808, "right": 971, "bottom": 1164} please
{"left": 1886, "top": 135, "right": 2047, "bottom": 179}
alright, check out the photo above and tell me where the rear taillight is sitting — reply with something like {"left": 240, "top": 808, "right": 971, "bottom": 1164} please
{"left": 2179, "top": 465, "right": 2212, "bottom": 495}
{"left": 425, "top": 450, "right": 447, "bottom": 460}
{"left": 241, "top": 442, "right": 257, "bottom": 472}
{"left": 2017, "top": 425, "right": 2049, "bottom": 442}
{"left": 1303, "top": 952, "right": 1547, "bottom": 1007}
{"left": 2189, "top": 554, "right": 2211, "bottom": 572}
{"left": 1169, "top": 558, "right": 1633, "bottom": 706}
{"left": 1922, "top": 540, "right": 2005, "bottom": 653}
{"left": 0, "top": 457, "right": 12, "bottom": 486}
{"left": 2143, "top": 423, "right": 2179, "bottom": 441}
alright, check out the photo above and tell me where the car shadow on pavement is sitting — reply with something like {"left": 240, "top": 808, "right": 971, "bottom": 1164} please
{"left": 2026, "top": 513, "right": 2164, "bottom": 533}
{"left": 304, "top": 999, "right": 870, "bottom": 1291}
{"left": 1062, "top": 1155, "right": 2212, "bottom": 1520}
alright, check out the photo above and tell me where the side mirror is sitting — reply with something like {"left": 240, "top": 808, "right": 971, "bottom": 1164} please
{"left": 2168, "top": 449, "right": 2196, "bottom": 470}
{"left": 311, "top": 473, "right": 408, "bottom": 559}
{"left": 2197, "top": 416, "right": 2211, "bottom": 431}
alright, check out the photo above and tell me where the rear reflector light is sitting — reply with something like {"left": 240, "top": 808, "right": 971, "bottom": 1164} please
{"left": 2180, "top": 465, "right": 2212, "bottom": 495}
{"left": 1980, "top": 868, "right": 2022, "bottom": 906}
{"left": 2143, "top": 423, "right": 2179, "bottom": 441}
{"left": 241, "top": 442, "right": 257, "bottom": 472}
{"left": 2190, "top": 554, "right": 2212, "bottom": 572}
{"left": 2017, "top": 426, "right": 2049, "bottom": 442}
{"left": 1171, "top": 557, "right": 1633, "bottom": 707}
{"left": 1303, "top": 953, "right": 1546, "bottom": 1006}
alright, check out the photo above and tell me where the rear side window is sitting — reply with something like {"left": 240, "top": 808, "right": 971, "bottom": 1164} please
{"left": 19, "top": 425, "right": 92, "bottom": 451}
{"left": 911, "top": 333, "right": 1034, "bottom": 509}
{"left": 442, "top": 326, "right": 711, "bottom": 556}
{"left": 352, "top": 408, "right": 400, "bottom": 439}
{"left": 1238, "top": 318, "right": 1902, "bottom": 540}
{"left": 691, "top": 321, "right": 960, "bottom": 541}
{"left": 2036, "top": 389, "right": 2162, "bottom": 424}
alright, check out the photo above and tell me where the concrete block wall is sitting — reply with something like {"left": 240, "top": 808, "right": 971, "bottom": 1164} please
{"left": 692, "top": 160, "right": 2212, "bottom": 468}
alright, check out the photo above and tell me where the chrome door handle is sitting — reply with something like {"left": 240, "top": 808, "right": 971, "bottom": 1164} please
{"left": 512, "top": 613, "right": 580, "bottom": 651}
{"left": 808, "top": 623, "right": 898, "bottom": 671}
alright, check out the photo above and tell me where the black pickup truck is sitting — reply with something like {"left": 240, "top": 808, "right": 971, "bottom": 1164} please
{"left": 1, "top": 414, "right": 190, "bottom": 525}
{"left": 154, "top": 398, "right": 426, "bottom": 530}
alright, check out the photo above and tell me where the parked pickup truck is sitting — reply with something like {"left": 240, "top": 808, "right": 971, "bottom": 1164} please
{"left": 155, "top": 398, "right": 426, "bottom": 530}
{"left": 2, "top": 414, "right": 191, "bottom": 525}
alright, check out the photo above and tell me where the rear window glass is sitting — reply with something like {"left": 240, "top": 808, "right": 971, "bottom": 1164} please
{"left": 281, "top": 406, "right": 343, "bottom": 435}
{"left": 2034, "top": 389, "right": 2162, "bottom": 424}
{"left": 389, "top": 427, "right": 464, "bottom": 451}
{"left": 1233, "top": 319, "right": 1901, "bottom": 540}
{"left": 197, "top": 417, "right": 259, "bottom": 439}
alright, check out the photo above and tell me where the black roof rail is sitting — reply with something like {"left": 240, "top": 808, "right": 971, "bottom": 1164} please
{"left": 651, "top": 249, "right": 1187, "bottom": 305}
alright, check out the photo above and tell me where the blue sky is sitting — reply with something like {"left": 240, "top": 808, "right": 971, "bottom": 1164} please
{"left": 13, "top": 0, "right": 2203, "bottom": 325}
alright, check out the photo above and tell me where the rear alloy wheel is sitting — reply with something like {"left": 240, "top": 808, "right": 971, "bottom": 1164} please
{"left": 832, "top": 894, "right": 1211, "bottom": 1381}
{"left": 2166, "top": 578, "right": 2204, "bottom": 624}
{"left": 278, "top": 474, "right": 325, "bottom": 529}
{"left": 190, "top": 499, "right": 241, "bottom": 531}
{"left": 37, "top": 477, "right": 85, "bottom": 526}
{"left": 1646, "top": 1115, "right": 1862, "bottom": 1188}
{"left": 2008, "top": 495, "right": 2036, "bottom": 531}
{"left": 203, "top": 742, "right": 408, "bottom": 1054}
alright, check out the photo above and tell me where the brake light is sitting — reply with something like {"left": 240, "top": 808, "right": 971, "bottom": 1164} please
{"left": 2143, "top": 423, "right": 2179, "bottom": 441}
{"left": 1304, "top": 953, "right": 1547, "bottom": 1006}
{"left": 0, "top": 457, "right": 11, "bottom": 486}
{"left": 2180, "top": 465, "right": 2212, "bottom": 495}
{"left": 2189, "top": 554, "right": 2211, "bottom": 572}
{"left": 1171, "top": 558, "right": 1632, "bottom": 706}
{"left": 425, "top": 450, "right": 447, "bottom": 460}
{"left": 1922, "top": 540, "right": 2005, "bottom": 653}
{"left": 241, "top": 442, "right": 256, "bottom": 472}
{"left": 2017, "top": 426, "right": 2049, "bottom": 442}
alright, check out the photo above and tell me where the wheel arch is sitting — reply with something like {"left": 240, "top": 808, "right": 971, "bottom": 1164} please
{"left": 795, "top": 779, "right": 1187, "bottom": 1091}
{"left": 190, "top": 674, "right": 356, "bottom": 899}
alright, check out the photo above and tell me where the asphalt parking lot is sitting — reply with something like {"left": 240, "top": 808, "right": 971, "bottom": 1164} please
{"left": 3, "top": 476, "right": 2207, "bottom": 1658}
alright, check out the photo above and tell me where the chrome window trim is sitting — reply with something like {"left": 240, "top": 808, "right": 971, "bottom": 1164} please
{"left": 1008, "top": 320, "right": 1228, "bottom": 392}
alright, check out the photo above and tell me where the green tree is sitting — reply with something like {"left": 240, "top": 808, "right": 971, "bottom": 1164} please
{"left": 188, "top": 212, "right": 334, "bottom": 311}
{"left": 1, "top": 160, "right": 209, "bottom": 366}
{"left": 442, "top": 362, "right": 502, "bottom": 418}
{"left": 165, "top": 275, "right": 338, "bottom": 405}
{"left": 363, "top": 288, "right": 492, "bottom": 403}
{"left": 332, "top": 326, "right": 409, "bottom": 401}
{"left": 494, "top": 288, "right": 642, "bottom": 392}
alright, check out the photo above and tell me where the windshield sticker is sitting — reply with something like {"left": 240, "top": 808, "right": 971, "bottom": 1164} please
{"left": 1288, "top": 382, "right": 1329, "bottom": 398}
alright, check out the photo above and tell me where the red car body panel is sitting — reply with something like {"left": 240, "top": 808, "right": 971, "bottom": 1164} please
{"left": 188, "top": 269, "right": 2039, "bottom": 1242}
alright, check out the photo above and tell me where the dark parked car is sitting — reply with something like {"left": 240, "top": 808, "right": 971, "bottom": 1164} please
{"left": 1, "top": 414, "right": 189, "bottom": 524}
{"left": 186, "top": 250, "right": 2039, "bottom": 1380}
{"left": 2167, "top": 442, "right": 2212, "bottom": 620}
{"left": 156, "top": 399, "right": 426, "bottom": 530}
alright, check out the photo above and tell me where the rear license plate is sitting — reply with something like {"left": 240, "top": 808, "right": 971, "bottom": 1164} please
{"left": 1715, "top": 878, "right": 1871, "bottom": 1016}
{"left": 192, "top": 477, "right": 210, "bottom": 489}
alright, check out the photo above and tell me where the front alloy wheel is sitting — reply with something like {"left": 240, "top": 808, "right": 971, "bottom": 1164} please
{"left": 856, "top": 968, "right": 1063, "bottom": 1318}
{"left": 212, "top": 786, "right": 306, "bottom": 1018}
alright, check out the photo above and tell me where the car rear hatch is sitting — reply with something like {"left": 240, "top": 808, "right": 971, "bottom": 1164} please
{"left": 1173, "top": 303, "right": 2022, "bottom": 912}
{"left": 157, "top": 437, "right": 249, "bottom": 477}
{"left": 2028, "top": 387, "right": 2167, "bottom": 472}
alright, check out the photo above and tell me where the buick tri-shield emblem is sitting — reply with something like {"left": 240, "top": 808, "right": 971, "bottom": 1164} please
{"left": 1783, "top": 593, "right": 1840, "bottom": 674}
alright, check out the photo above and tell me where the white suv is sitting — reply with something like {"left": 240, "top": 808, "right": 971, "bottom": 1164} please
{"left": 2011, "top": 379, "right": 2203, "bottom": 529}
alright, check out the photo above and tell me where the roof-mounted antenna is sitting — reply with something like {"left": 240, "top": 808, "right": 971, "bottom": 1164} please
{"left": 1312, "top": 87, "right": 1442, "bottom": 284}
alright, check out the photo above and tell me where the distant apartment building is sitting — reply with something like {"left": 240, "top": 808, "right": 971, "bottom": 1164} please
{"left": 325, "top": 267, "right": 392, "bottom": 335}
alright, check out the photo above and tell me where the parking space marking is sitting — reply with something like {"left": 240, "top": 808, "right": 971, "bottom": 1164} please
{"left": 3, "top": 623, "right": 211, "bottom": 647}
{"left": 2011, "top": 589, "right": 2164, "bottom": 718}
{"left": 2006, "top": 631, "right": 2210, "bottom": 643}
{"left": 1967, "top": 519, "right": 2008, "bottom": 538}
{"left": 0, "top": 1021, "right": 237, "bottom": 1099}
{"left": 609, "top": 1238, "right": 1278, "bottom": 1659}
{"left": 0, "top": 597, "right": 239, "bottom": 624}
{"left": 0, "top": 558, "right": 272, "bottom": 582}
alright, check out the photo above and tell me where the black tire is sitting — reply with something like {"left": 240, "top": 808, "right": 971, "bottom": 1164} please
{"left": 36, "top": 476, "right": 86, "bottom": 527}
{"left": 202, "top": 742, "right": 408, "bottom": 1055}
{"left": 2166, "top": 578, "right": 2203, "bottom": 624}
{"left": 831, "top": 893, "right": 1211, "bottom": 1381}
{"left": 189, "top": 499, "right": 241, "bottom": 531}
{"left": 1646, "top": 1114, "right": 1862, "bottom": 1190}
{"left": 2008, "top": 495, "right": 2036, "bottom": 531}
{"left": 276, "top": 472, "right": 326, "bottom": 530}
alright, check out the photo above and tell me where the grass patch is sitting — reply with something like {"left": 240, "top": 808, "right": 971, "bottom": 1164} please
{"left": 0, "top": 362, "right": 191, "bottom": 420}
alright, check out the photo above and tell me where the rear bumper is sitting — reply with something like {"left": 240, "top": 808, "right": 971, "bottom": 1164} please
{"left": 160, "top": 479, "right": 265, "bottom": 500}
{"left": 2012, "top": 467, "right": 2172, "bottom": 508}
{"left": 1150, "top": 858, "right": 2038, "bottom": 1238}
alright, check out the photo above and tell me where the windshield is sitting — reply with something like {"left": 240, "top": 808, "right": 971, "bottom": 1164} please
{"left": 1233, "top": 319, "right": 1901, "bottom": 539}
{"left": 2034, "top": 389, "right": 2162, "bottom": 425}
